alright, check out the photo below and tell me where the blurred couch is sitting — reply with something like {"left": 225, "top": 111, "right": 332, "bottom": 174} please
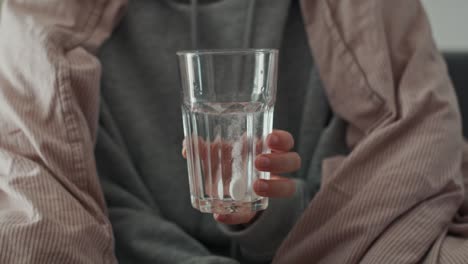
{"left": 445, "top": 53, "right": 468, "bottom": 138}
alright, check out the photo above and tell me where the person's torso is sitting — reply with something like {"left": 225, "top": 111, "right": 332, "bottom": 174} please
{"left": 97, "top": 0, "right": 337, "bottom": 255}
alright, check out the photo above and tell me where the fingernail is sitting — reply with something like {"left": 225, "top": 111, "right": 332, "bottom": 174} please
{"left": 268, "top": 134, "right": 279, "bottom": 145}
{"left": 255, "top": 180, "right": 268, "bottom": 192}
{"left": 257, "top": 156, "right": 270, "bottom": 168}
{"left": 216, "top": 214, "right": 227, "bottom": 221}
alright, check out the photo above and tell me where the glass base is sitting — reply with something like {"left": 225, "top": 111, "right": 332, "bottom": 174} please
{"left": 191, "top": 196, "right": 268, "bottom": 214}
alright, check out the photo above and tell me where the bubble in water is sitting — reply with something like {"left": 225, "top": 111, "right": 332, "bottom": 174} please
{"left": 222, "top": 103, "right": 246, "bottom": 113}
{"left": 230, "top": 132, "right": 245, "bottom": 201}
{"left": 193, "top": 82, "right": 202, "bottom": 95}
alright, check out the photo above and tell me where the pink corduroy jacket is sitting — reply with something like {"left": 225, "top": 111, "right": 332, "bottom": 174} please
{"left": 0, "top": 0, "right": 467, "bottom": 263}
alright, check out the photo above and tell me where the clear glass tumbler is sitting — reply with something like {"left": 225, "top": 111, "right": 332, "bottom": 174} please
{"left": 178, "top": 49, "right": 278, "bottom": 214}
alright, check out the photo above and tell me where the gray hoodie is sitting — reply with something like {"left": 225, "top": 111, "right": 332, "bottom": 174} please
{"left": 96, "top": 0, "right": 347, "bottom": 263}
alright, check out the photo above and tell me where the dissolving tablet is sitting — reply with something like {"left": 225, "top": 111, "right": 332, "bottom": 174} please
{"left": 229, "top": 177, "right": 247, "bottom": 201}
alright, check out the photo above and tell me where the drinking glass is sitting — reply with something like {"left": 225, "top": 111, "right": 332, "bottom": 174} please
{"left": 178, "top": 49, "right": 278, "bottom": 214}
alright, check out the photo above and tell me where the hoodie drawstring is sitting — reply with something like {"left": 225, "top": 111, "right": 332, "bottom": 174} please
{"left": 191, "top": 0, "right": 199, "bottom": 49}
{"left": 242, "top": 0, "right": 256, "bottom": 49}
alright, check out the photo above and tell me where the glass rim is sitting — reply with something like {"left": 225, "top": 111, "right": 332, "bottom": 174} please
{"left": 176, "top": 48, "right": 278, "bottom": 56}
